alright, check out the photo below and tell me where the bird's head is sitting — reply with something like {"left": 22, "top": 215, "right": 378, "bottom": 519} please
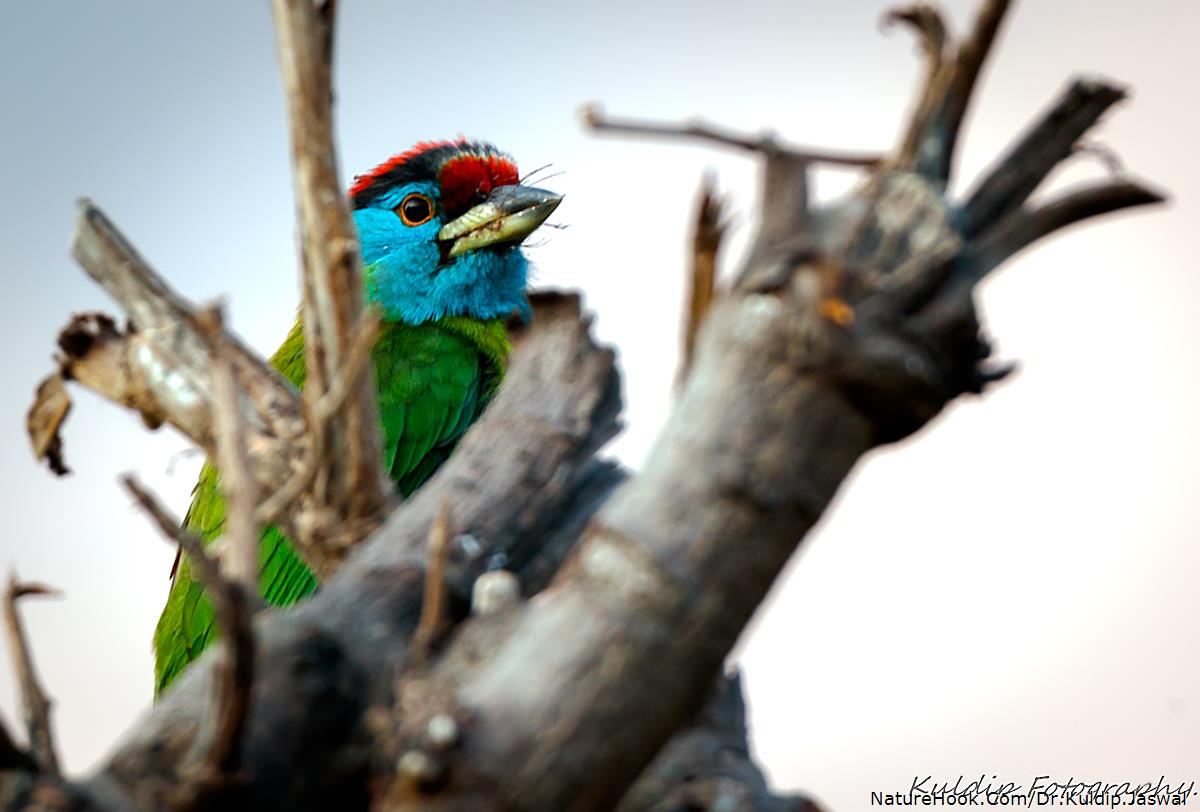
{"left": 349, "top": 139, "right": 561, "bottom": 324}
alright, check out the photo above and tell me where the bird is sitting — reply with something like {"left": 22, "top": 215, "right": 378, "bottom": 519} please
{"left": 152, "top": 139, "right": 561, "bottom": 695}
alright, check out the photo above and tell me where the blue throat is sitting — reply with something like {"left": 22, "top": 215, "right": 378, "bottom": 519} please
{"left": 352, "top": 182, "right": 530, "bottom": 325}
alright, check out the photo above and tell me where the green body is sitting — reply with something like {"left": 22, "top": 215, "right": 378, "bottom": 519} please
{"left": 152, "top": 315, "right": 509, "bottom": 694}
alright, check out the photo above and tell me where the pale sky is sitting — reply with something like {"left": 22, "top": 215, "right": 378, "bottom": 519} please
{"left": 1, "top": 1, "right": 1197, "bottom": 809}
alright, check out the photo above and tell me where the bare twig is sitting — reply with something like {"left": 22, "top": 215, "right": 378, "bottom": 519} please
{"left": 412, "top": 497, "right": 452, "bottom": 664}
{"left": 122, "top": 476, "right": 254, "bottom": 787}
{"left": 196, "top": 304, "right": 259, "bottom": 594}
{"left": 1072, "top": 141, "right": 1125, "bottom": 175}
{"left": 679, "top": 174, "right": 727, "bottom": 385}
{"left": 312, "top": 307, "right": 383, "bottom": 424}
{"left": 255, "top": 307, "right": 381, "bottom": 529}
{"left": 582, "top": 104, "right": 883, "bottom": 167}
{"left": 3, "top": 574, "right": 61, "bottom": 776}
{"left": 270, "top": 0, "right": 388, "bottom": 525}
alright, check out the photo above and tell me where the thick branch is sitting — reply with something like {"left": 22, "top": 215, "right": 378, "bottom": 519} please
{"left": 22, "top": 294, "right": 620, "bottom": 811}
{"left": 9, "top": 2, "right": 1164, "bottom": 809}
{"left": 3, "top": 576, "right": 61, "bottom": 777}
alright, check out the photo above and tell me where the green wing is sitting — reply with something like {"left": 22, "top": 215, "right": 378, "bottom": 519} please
{"left": 152, "top": 317, "right": 502, "bottom": 695}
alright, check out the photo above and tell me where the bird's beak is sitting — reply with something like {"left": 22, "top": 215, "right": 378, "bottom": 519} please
{"left": 437, "top": 185, "right": 562, "bottom": 260}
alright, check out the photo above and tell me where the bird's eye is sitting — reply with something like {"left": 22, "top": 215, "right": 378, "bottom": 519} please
{"left": 396, "top": 193, "right": 434, "bottom": 227}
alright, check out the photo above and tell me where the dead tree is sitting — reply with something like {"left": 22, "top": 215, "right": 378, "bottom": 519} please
{"left": 5, "top": 0, "right": 1162, "bottom": 810}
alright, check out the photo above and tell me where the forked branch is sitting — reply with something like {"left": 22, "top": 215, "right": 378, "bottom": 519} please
{"left": 3, "top": 575, "right": 62, "bottom": 777}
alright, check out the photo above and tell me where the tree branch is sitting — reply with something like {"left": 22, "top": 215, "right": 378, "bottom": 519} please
{"left": 958, "top": 78, "right": 1129, "bottom": 238}
{"left": 122, "top": 476, "right": 255, "bottom": 793}
{"left": 31, "top": 202, "right": 363, "bottom": 578}
{"left": 3, "top": 575, "right": 61, "bottom": 777}
{"left": 196, "top": 304, "right": 260, "bottom": 593}
{"left": 7, "top": 1, "right": 1165, "bottom": 809}
{"left": 958, "top": 180, "right": 1166, "bottom": 283}
{"left": 412, "top": 497, "right": 452, "bottom": 664}
{"left": 679, "top": 174, "right": 727, "bottom": 385}
{"left": 270, "top": 0, "right": 389, "bottom": 535}
{"left": 582, "top": 104, "right": 883, "bottom": 168}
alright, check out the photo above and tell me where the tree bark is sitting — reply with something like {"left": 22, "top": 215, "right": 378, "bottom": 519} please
{"left": 6, "top": 0, "right": 1164, "bottom": 810}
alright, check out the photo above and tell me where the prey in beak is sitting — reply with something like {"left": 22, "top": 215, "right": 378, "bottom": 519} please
{"left": 438, "top": 185, "right": 562, "bottom": 259}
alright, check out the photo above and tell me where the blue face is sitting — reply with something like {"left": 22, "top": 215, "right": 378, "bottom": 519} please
{"left": 353, "top": 181, "right": 530, "bottom": 325}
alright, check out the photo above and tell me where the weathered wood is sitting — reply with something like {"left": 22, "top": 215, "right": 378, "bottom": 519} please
{"left": 619, "top": 674, "right": 823, "bottom": 812}
{"left": 6, "top": 0, "right": 1166, "bottom": 809}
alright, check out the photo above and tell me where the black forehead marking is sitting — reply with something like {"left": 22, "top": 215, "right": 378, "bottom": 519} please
{"left": 349, "top": 140, "right": 506, "bottom": 210}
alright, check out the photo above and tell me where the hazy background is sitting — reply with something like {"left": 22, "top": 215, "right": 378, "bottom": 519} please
{"left": 1, "top": 1, "right": 1196, "bottom": 807}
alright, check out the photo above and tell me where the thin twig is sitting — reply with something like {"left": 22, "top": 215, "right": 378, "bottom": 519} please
{"left": 412, "top": 497, "right": 452, "bottom": 665}
{"left": 582, "top": 104, "right": 883, "bottom": 168}
{"left": 254, "top": 421, "right": 321, "bottom": 530}
{"left": 196, "top": 304, "right": 259, "bottom": 595}
{"left": 255, "top": 307, "right": 382, "bottom": 528}
{"left": 312, "top": 306, "right": 383, "bottom": 423}
{"left": 122, "top": 475, "right": 254, "bottom": 786}
{"left": 1072, "top": 141, "right": 1125, "bottom": 176}
{"left": 678, "top": 174, "right": 727, "bottom": 386}
{"left": 3, "top": 574, "right": 62, "bottom": 777}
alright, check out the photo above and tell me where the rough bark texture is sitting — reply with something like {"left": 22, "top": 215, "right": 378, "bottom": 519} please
{"left": 5, "top": 0, "right": 1164, "bottom": 810}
